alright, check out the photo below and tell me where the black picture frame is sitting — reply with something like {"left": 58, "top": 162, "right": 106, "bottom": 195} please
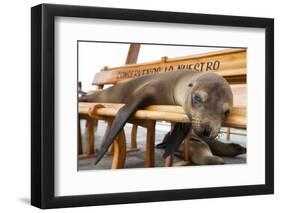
{"left": 31, "top": 3, "right": 274, "bottom": 209}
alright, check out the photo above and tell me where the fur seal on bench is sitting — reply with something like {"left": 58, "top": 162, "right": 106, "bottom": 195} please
{"left": 79, "top": 70, "right": 235, "bottom": 164}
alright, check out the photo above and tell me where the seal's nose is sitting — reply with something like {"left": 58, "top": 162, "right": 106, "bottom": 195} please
{"left": 203, "top": 125, "right": 212, "bottom": 137}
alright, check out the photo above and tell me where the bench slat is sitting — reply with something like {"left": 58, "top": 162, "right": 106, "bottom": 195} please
{"left": 99, "top": 48, "right": 246, "bottom": 72}
{"left": 92, "top": 48, "right": 246, "bottom": 85}
{"left": 93, "top": 68, "right": 246, "bottom": 85}
{"left": 79, "top": 103, "right": 246, "bottom": 129}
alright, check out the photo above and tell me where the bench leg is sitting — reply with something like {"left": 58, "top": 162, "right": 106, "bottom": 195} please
{"left": 107, "top": 123, "right": 139, "bottom": 155}
{"left": 131, "top": 124, "right": 138, "bottom": 149}
{"left": 111, "top": 129, "right": 127, "bottom": 169}
{"left": 183, "top": 128, "right": 192, "bottom": 161}
{"left": 183, "top": 140, "right": 190, "bottom": 161}
{"left": 86, "top": 119, "right": 96, "bottom": 155}
{"left": 164, "top": 123, "right": 192, "bottom": 167}
{"left": 105, "top": 121, "right": 115, "bottom": 155}
{"left": 226, "top": 127, "right": 231, "bottom": 141}
{"left": 145, "top": 121, "right": 156, "bottom": 167}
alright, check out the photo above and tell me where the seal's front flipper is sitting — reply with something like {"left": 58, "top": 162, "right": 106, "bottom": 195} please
{"left": 162, "top": 123, "right": 192, "bottom": 158}
{"left": 207, "top": 138, "right": 246, "bottom": 157}
{"left": 94, "top": 90, "right": 155, "bottom": 165}
{"left": 188, "top": 140, "right": 224, "bottom": 165}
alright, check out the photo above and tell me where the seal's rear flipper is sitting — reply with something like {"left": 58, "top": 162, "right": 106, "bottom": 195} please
{"left": 94, "top": 90, "right": 155, "bottom": 165}
{"left": 156, "top": 132, "right": 171, "bottom": 149}
{"left": 162, "top": 123, "right": 192, "bottom": 158}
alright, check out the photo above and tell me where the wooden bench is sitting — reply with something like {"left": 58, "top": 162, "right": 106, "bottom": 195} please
{"left": 78, "top": 48, "right": 247, "bottom": 168}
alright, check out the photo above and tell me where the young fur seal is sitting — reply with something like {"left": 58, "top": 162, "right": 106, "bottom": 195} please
{"left": 157, "top": 134, "right": 246, "bottom": 165}
{"left": 80, "top": 70, "right": 235, "bottom": 164}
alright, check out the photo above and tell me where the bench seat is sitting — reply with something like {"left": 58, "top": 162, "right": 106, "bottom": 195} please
{"left": 79, "top": 102, "right": 246, "bottom": 129}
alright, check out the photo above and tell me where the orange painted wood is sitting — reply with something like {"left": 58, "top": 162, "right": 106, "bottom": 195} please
{"left": 226, "top": 127, "right": 231, "bottom": 141}
{"left": 145, "top": 121, "right": 156, "bottom": 167}
{"left": 125, "top": 43, "right": 141, "bottom": 64}
{"left": 183, "top": 128, "right": 192, "bottom": 161}
{"left": 111, "top": 129, "right": 127, "bottom": 169}
{"left": 79, "top": 103, "right": 247, "bottom": 129}
{"left": 125, "top": 43, "right": 141, "bottom": 151}
{"left": 131, "top": 124, "right": 138, "bottom": 149}
{"left": 231, "top": 84, "right": 247, "bottom": 107}
{"left": 86, "top": 119, "right": 96, "bottom": 155}
{"left": 93, "top": 48, "right": 246, "bottom": 85}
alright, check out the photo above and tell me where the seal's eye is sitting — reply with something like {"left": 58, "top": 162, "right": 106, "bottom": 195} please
{"left": 192, "top": 94, "right": 202, "bottom": 106}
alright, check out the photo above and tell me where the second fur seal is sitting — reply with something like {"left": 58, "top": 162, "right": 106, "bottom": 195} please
{"left": 80, "top": 70, "right": 234, "bottom": 164}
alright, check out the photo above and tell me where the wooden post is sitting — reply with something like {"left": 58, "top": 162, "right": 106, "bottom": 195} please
{"left": 183, "top": 140, "right": 190, "bottom": 161}
{"left": 111, "top": 130, "right": 127, "bottom": 169}
{"left": 86, "top": 119, "right": 95, "bottom": 155}
{"left": 125, "top": 43, "right": 141, "bottom": 152}
{"left": 131, "top": 124, "right": 138, "bottom": 149}
{"left": 145, "top": 121, "right": 156, "bottom": 167}
{"left": 105, "top": 121, "right": 115, "bottom": 155}
{"left": 183, "top": 127, "right": 192, "bottom": 161}
{"left": 125, "top": 43, "right": 141, "bottom": 65}
{"left": 226, "top": 127, "right": 231, "bottom": 141}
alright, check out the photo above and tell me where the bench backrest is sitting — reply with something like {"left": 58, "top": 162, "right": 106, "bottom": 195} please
{"left": 88, "top": 48, "right": 247, "bottom": 128}
{"left": 92, "top": 48, "right": 246, "bottom": 87}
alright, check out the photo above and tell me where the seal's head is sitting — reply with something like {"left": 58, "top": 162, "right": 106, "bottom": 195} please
{"left": 184, "top": 73, "right": 233, "bottom": 139}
